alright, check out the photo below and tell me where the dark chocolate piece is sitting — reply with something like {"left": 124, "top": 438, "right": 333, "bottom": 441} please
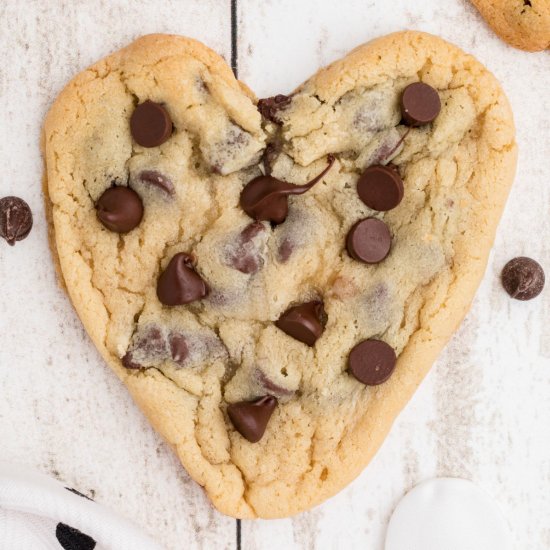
{"left": 96, "top": 187, "right": 143, "bottom": 233}
{"left": 275, "top": 301, "right": 327, "bottom": 346}
{"left": 240, "top": 155, "right": 334, "bottom": 224}
{"left": 130, "top": 100, "right": 173, "bottom": 147}
{"left": 157, "top": 253, "right": 209, "bottom": 306}
{"left": 501, "top": 257, "right": 545, "bottom": 300}
{"left": 348, "top": 339, "right": 397, "bottom": 386}
{"left": 346, "top": 218, "right": 392, "bottom": 264}
{"left": 227, "top": 396, "right": 278, "bottom": 443}
{"left": 0, "top": 196, "right": 33, "bottom": 245}
{"left": 401, "top": 83, "right": 441, "bottom": 126}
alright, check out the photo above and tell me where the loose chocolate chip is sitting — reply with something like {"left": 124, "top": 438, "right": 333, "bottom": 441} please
{"left": 275, "top": 300, "right": 327, "bottom": 346}
{"left": 227, "top": 222, "right": 266, "bottom": 274}
{"left": 0, "top": 196, "right": 33, "bottom": 246}
{"left": 227, "top": 395, "right": 278, "bottom": 443}
{"left": 96, "top": 186, "right": 143, "bottom": 233}
{"left": 346, "top": 218, "right": 391, "bottom": 264}
{"left": 157, "top": 253, "right": 209, "bottom": 306}
{"left": 138, "top": 170, "right": 174, "bottom": 195}
{"left": 501, "top": 257, "right": 545, "bottom": 300}
{"left": 357, "top": 165, "right": 404, "bottom": 211}
{"left": 348, "top": 339, "right": 397, "bottom": 386}
{"left": 400, "top": 82, "right": 441, "bottom": 126}
{"left": 169, "top": 333, "right": 189, "bottom": 364}
{"left": 240, "top": 155, "right": 334, "bottom": 224}
{"left": 257, "top": 94, "right": 292, "bottom": 124}
{"left": 130, "top": 100, "right": 173, "bottom": 147}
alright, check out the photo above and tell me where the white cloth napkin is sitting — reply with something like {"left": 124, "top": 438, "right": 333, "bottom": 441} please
{"left": 0, "top": 463, "right": 164, "bottom": 550}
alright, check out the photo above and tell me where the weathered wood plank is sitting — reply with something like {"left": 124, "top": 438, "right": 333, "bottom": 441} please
{"left": 236, "top": 1, "right": 550, "bottom": 548}
{"left": 0, "top": 2, "right": 235, "bottom": 549}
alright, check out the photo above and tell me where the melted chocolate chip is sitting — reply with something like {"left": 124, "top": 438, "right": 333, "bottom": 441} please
{"left": 275, "top": 300, "right": 327, "bottom": 346}
{"left": 257, "top": 94, "right": 292, "bottom": 124}
{"left": 137, "top": 170, "right": 174, "bottom": 195}
{"left": 96, "top": 186, "right": 143, "bottom": 233}
{"left": 348, "top": 339, "right": 397, "bottom": 385}
{"left": 501, "top": 257, "right": 545, "bottom": 300}
{"left": 278, "top": 238, "right": 294, "bottom": 263}
{"left": 346, "top": 218, "right": 392, "bottom": 264}
{"left": 227, "top": 222, "right": 266, "bottom": 274}
{"left": 130, "top": 100, "right": 173, "bottom": 147}
{"left": 121, "top": 353, "right": 142, "bottom": 370}
{"left": 262, "top": 143, "right": 280, "bottom": 175}
{"left": 240, "top": 155, "right": 335, "bottom": 224}
{"left": 375, "top": 128, "right": 410, "bottom": 165}
{"left": 157, "top": 253, "right": 209, "bottom": 306}
{"left": 255, "top": 370, "right": 295, "bottom": 398}
{"left": 122, "top": 326, "right": 194, "bottom": 369}
{"left": 0, "top": 196, "right": 33, "bottom": 246}
{"left": 169, "top": 333, "right": 189, "bottom": 365}
{"left": 357, "top": 165, "right": 404, "bottom": 211}
{"left": 227, "top": 395, "right": 278, "bottom": 443}
{"left": 400, "top": 83, "right": 441, "bottom": 126}
{"left": 122, "top": 326, "right": 166, "bottom": 369}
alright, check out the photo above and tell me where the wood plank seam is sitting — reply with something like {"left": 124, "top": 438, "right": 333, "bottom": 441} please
{"left": 232, "top": 6, "right": 241, "bottom": 547}
{"left": 231, "top": 0, "right": 238, "bottom": 78}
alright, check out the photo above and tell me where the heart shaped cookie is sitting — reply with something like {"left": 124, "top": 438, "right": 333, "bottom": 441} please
{"left": 43, "top": 31, "right": 517, "bottom": 518}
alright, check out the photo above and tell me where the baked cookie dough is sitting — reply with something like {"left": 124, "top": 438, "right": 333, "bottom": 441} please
{"left": 471, "top": 0, "right": 550, "bottom": 51}
{"left": 43, "top": 32, "right": 517, "bottom": 518}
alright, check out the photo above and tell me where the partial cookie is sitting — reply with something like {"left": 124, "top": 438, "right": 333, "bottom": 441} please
{"left": 43, "top": 32, "right": 516, "bottom": 518}
{"left": 471, "top": 0, "right": 550, "bottom": 51}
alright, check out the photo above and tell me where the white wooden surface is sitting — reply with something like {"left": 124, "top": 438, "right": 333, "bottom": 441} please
{"left": 0, "top": 1, "right": 548, "bottom": 549}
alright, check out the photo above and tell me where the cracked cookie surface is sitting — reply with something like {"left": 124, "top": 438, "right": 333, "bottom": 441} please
{"left": 43, "top": 32, "right": 516, "bottom": 518}
{"left": 471, "top": 0, "right": 550, "bottom": 51}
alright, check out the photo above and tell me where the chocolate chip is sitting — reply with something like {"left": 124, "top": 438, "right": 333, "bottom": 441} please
{"left": 169, "top": 333, "right": 189, "bottom": 365}
{"left": 278, "top": 238, "right": 294, "bottom": 262}
{"left": 257, "top": 94, "right": 292, "bottom": 124}
{"left": 346, "top": 218, "right": 391, "bottom": 264}
{"left": 262, "top": 143, "right": 280, "bottom": 175}
{"left": 400, "top": 83, "right": 441, "bottom": 126}
{"left": 130, "top": 100, "right": 173, "bottom": 147}
{"left": 137, "top": 170, "right": 174, "bottom": 195}
{"left": 348, "top": 339, "right": 397, "bottom": 386}
{"left": 0, "top": 196, "right": 33, "bottom": 246}
{"left": 227, "top": 222, "right": 266, "bottom": 274}
{"left": 240, "top": 155, "right": 334, "bottom": 224}
{"left": 275, "top": 300, "right": 327, "bottom": 346}
{"left": 227, "top": 395, "right": 278, "bottom": 443}
{"left": 122, "top": 326, "right": 192, "bottom": 369}
{"left": 501, "top": 257, "right": 545, "bottom": 300}
{"left": 96, "top": 186, "right": 143, "bottom": 233}
{"left": 157, "top": 253, "right": 209, "bottom": 306}
{"left": 121, "top": 352, "right": 141, "bottom": 370}
{"left": 357, "top": 165, "right": 404, "bottom": 211}
{"left": 122, "top": 326, "right": 167, "bottom": 369}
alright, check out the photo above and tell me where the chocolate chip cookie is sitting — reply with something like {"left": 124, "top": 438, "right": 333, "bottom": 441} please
{"left": 43, "top": 32, "right": 517, "bottom": 518}
{"left": 471, "top": 0, "right": 550, "bottom": 51}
